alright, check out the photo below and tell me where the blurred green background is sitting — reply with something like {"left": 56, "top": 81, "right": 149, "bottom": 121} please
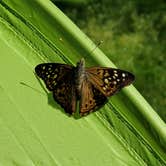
{"left": 56, "top": 0, "right": 166, "bottom": 122}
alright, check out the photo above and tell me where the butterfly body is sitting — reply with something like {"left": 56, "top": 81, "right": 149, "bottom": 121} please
{"left": 35, "top": 58, "right": 134, "bottom": 117}
{"left": 74, "top": 58, "right": 86, "bottom": 99}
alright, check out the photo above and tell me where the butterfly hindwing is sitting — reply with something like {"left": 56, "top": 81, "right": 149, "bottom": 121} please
{"left": 53, "top": 76, "right": 76, "bottom": 115}
{"left": 80, "top": 79, "right": 107, "bottom": 116}
{"left": 86, "top": 67, "right": 135, "bottom": 97}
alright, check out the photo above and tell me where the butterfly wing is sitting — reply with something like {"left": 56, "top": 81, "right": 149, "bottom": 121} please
{"left": 86, "top": 67, "right": 135, "bottom": 97}
{"left": 52, "top": 75, "right": 77, "bottom": 115}
{"left": 79, "top": 79, "right": 107, "bottom": 116}
{"left": 35, "top": 63, "right": 76, "bottom": 115}
{"left": 35, "top": 63, "right": 72, "bottom": 91}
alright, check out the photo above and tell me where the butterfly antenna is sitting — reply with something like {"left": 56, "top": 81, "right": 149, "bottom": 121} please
{"left": 90, "top": 40, "right": 103, "bottom": 54}
{"left": 20, "top": 71, "right": 49, "bottom": 95}
{"left": 33, "top": 71, "right": 48, "bottom": 94}
{"left": 20, "top": 82, "right": 46, "bottom": 95}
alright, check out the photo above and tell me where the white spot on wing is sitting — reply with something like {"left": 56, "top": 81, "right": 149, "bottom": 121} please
{"left": 122, "top": 73, "right": 126, "bottom": 77}
{"left": 114, "top": 73, "right": 118, "bottom": 77}
{"left": 113, "top": 81, "right": 117, "bottom": 85}
{"left": 104, "top": 78, "right": 109, "bottom": 84}
{"left": 103, "top": 87, "right": 106, "bottom": 91}
{"left": 113, "top": 70, "right": 117, "bottom": 73}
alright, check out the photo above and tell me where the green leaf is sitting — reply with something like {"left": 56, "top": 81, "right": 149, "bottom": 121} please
{"left": 0, "top": 0, "right": 165, "bottom": 165}
{"left": 51, "top": 0, "right": 91, "bottom": 6}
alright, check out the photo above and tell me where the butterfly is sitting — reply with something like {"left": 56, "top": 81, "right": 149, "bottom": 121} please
{"left": 35, "top": 58, "right": 135, "bottom": 117}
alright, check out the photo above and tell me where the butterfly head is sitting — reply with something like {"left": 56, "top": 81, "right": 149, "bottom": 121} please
{"left": 75, "top": 58, "right": 86, "bottom": 76}
{"left": 76, "top": 58, "right": 85, "bottom": 69}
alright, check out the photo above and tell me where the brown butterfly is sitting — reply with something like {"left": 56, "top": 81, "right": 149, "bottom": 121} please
{"left": 35, "top": 58, "right": 135, "bottom": 117}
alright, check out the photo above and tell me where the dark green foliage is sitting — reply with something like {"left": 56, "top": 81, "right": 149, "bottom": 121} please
{"left": 59, "top": 0, "right": 166, "bottom": 122}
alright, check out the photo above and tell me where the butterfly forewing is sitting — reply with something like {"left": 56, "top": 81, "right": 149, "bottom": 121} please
{"left": 86, "top": 67, "right": 135, "bottom": 97}
{"left": 35, "top": 63, "right": 72, "bottom": 91}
